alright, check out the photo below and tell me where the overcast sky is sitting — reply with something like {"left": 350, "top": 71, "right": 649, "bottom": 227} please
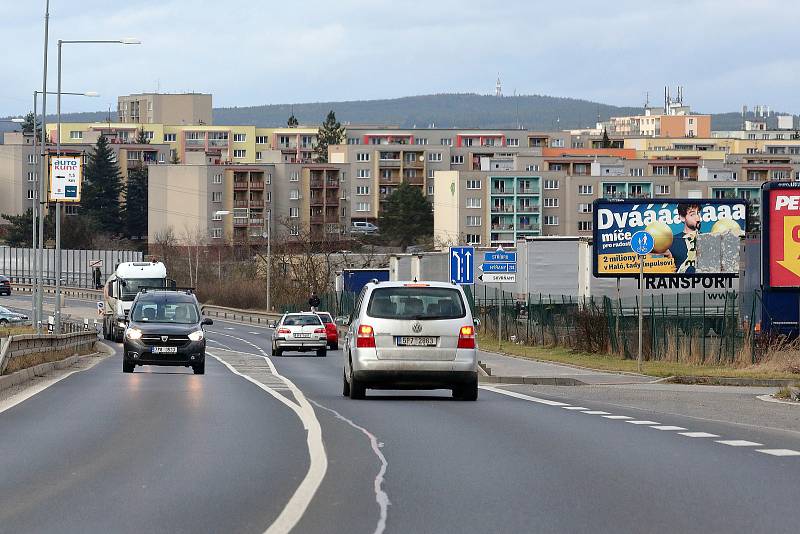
{"left": 2, "top": 0, "right": 798, "bottom": 117}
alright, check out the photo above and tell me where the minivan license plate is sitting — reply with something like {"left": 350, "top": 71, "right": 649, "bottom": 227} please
{"left": 397, "top": 336, "right": 437, "bottom": 347}
{"left": 152, "top": 346, "right": 177, "bottom": 354}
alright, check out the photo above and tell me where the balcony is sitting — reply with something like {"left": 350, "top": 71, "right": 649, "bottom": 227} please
{"left": 249, "top": 200, "right": 264, "bottom": 208}
{"left": 208, "top": 139, "right": 228, "bottom": 148}
{"left": 517, "top": 224, "right": 540, "bottom": 231}
{"left": 310, "top": 197, "right": 324, "bottom": 206}
{"left": 491, "top": 188, "right": 513, "bottom": 195}
{"left": 517, "top": 188, "right": 540, "bottom": 195}
{"left": 185, "top": 139, "right": 205, "bottom": 148}
{"left": 517, "top": 206, "right": 540, "bottom": 213}
{"left": 249, "top": 218, "right": 264, "bottom": 226}
{"left": 234, "top": 200, "right": 249, "bottom": 208}
{"left": 491, "top": 224, "right": 514, "bottom": 231}
{"left": 310, "top": 179, "right": 324, "bottom": 189}
{"left": 233, "top": 181, "right": 248, "bottom": 190}
{"left": 233, "top": 220, "right": 248, "bottom": 228}
{"left": 491, "top": 205, "right": 515, "bottom": 213}
{"left": 310, "top": 215, "right": 337, "bottom": 224}
{"left": 627, "top": 192, "right": 652, "bottom": 199}
{"left": 378, "top": 159, "right": 401, "bottom": 167}
{"left": 249, "top": 181, "right": 264, "bottom": 190}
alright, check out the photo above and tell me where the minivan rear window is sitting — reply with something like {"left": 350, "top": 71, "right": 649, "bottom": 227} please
{"left": 367, "top": 287, "right": 466, "bottom": 319}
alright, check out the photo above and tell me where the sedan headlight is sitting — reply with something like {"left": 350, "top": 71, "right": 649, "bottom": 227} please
{"left": 125, "top": 328, "right": 143, "bottom": 340}
{"left": 188, "top": 330, "right": 204, "bottom": 342}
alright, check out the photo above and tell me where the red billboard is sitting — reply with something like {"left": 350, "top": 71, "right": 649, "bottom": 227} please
{"left": 764, "top": 183, "right": 800, "bottom": 288}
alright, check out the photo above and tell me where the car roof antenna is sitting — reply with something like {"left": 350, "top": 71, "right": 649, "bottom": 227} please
{"left": 413, "top": 276, "right": 418, "bottom": 282}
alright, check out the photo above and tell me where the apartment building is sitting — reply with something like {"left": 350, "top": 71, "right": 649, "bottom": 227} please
{"left": 117, "top": 93, "right": 212, "bottom": 125}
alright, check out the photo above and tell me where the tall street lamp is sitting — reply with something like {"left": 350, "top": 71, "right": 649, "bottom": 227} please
{"left": 32, "top": 90, "right": 98, "bottom": 332}
{"left": 54, "top": 38, "right": 140, "bottom": 333}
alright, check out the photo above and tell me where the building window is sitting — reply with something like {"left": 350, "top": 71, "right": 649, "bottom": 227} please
{"left": 70, "top": 131, "right": 83, "bottom": 140}
{"left": 357, "top": 168, "right": 370, "bottom": 178}
{"left": 466, "top": 180, "right": 481, "bottom": 190}
{"left": 440, "top": 138, "right": 453, "bottom": 146}
{"left": 289, "top": 207, "right": 299, "bottom": 218}
{"left": 27, "top": 172, "right": 35, "bottom": 182}
{"left": 551, "top": 139, "right": 565, "bottom": 148}
{"left": 629, "top": 168, "right": 644, "bottom": 177}
{"left": 255, "top": 151, "right": 262, "bottom": 161}
{"left": 265, "top": 191, "right": 271, "bottom": 203}
{"left": 465, "top": 234, "right": 481, "bottom": 245}
{"left": 451, "top": 155, "right": 464, "bottom": 164}
{"left": 347, "top": 137, "right": 360, "bottom": 145}
{"left": 578, "top": 221, "right": 592, "bottom": 232}
{"left": 653, "top": 166, "right": 669, "bottom": 176}
{"left": 506, "top": 138, "right": 519, "bottom": 147}
{"left": 544, "top": 179, "right": 559, "bottom": 190}
{"left": 27, "top": 189, "right": 35, "bottom": 199}
{"left": 254, "top": 136, "right": 268, "bottom": 144}
{"left": 278, "top": 135, "right": 291, "bottom": 146}
{"left": 211, "top": 228, "right": 223, "bottom": 239}
{"left": 211, "top": 191, "right": 222, "bottom": 202}
{"left": 266, "top": 173, "right": 272, "bottom": 184}
{"left": 27, "top": 154, "right": 37, "bottom": 164}
{"left": 525, "top": 164, "right": 540, "bottom": 172}
{"left": 658, "top": 185, "right": 671, "bottom": 195}
{"left": 466, "top": 197, "right": 482, "bottom": 208}
{"left": 356, "top": 152, "right": 370, "bottom": 162}
{"left": 427, "top": 185, "right": 434, "bottom": 195}
{"left": 233, "top": 149, "right": 246, "bottom": 158}
{"left": 428, "top": 152, "right": 442, "bottom": 162}
{"left": 414, "top": 138, "right": 428, "bottom": 145}
{"left": 462, "top": 138, "right": 474, "bottom": 147}
{"left": 466, "top": 216, "right": 481, "bottom": 227}
{"left": 578, "top": 203, "right": 592, "bottom": 213}
{"left": 356, "top": 202, "right": 370, "bottom": 212}
{"left": 550, "top": 163, "right": 562, "bottom": 171}
{"left": 578, "top": 184, "right": 593, "bottom": 195}
{"left": 544, "top": 215, "right": 559, "bottom": 226}
{"left": 356, "top": 186, "right": 370, "bottom": 195}
{"left": 212, "top": 174, "right": 223, "bottom": 184}
{"left": 290, "top": 171, "right": 299, "bottom": 182}
{"left": 544, "top": 198, "right": 559, "bottom": 208}
{"left": 289, "top": 189, "right": 299, "bottom": 200}
{"left": 64, "top": 204, "right": 78, "bottom": 215}
{"left": 428, "top": 169, "right": 435, "bottom": 178}
{"left": 212, "top": 210, "right": 222, "bottom": 220}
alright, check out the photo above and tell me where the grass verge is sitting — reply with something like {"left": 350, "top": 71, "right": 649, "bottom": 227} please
{"left": 0, "top": 326, "right": 34, "bottom": 338}
{"left": 478, "top": 334, "right": 800, "bottom": 380}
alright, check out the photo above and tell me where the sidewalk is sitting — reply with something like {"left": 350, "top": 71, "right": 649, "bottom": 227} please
{"left": 478, "top": 349, "right": 655, "bottom": 386}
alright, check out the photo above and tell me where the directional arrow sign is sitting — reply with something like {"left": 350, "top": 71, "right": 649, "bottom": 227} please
{"left": 450, "top": 246, "right": 475, "bottom": 285}
{"left": 479, "top": 273, "right": 516, "bottom": 283}
{"left": 479, "top": 262, "right": 517, "bottom": 273}
{"left": 484, "top": 250, "right": 517, "bottom": 263}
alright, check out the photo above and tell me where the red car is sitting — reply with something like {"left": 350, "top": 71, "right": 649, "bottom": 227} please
{"left": 0, "top": 276, "right": 10, "bottom": 296}
{"left": 316, "top": 312, "right": 338, "bottom": 350}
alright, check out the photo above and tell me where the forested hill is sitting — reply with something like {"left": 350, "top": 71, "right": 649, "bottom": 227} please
{"left": 4, "top": 93, "right": 794, "bottom": 133}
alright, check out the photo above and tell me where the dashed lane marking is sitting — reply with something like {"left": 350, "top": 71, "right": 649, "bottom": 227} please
{"left": 756, "top": 449, "right": 800, "bottom": 457}
{"left": 249, "top": 332, "right": 261, "bottom": 335}
{"left": 582, "top": 411, "right": 611, "bottom": 415}
{"left": 626, "top": 420, "right": 661, "bottom": 425}
{"left": 561, "top": 406, "right": 589, "bottom": 410}
{"left": 602, "top": 415, "right": 634, "bottom": 420}
{"left": 225, "top": 327, "right": 235, "bottom": 330}
{"left": 678, "top": 432, "right": 720, "bottom": 438}
{"left": 716, "top": 440, "right": 763, "bottom": 447}
{"left": 651, "top": 426, "right": 687, "bottom": 431}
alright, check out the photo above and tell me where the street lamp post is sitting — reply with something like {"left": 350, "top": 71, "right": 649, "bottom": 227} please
{"left": 54, "top": 38, "right": 140, "bottom": 333}
{"left": 262, "top": 209, "right": 271, "bottom": 312}
{"left": 31, "top": 90, "right": 97, "bottom": 332}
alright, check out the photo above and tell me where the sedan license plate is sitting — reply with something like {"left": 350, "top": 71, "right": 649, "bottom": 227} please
{"left": 294, "top": 333, "right": 310, "bottom": 338}
{"left": 152, "top": 346, "right": 178, "bottom": 354}
{"left": 397, "top": 336, "right": 437, "bottom": 347}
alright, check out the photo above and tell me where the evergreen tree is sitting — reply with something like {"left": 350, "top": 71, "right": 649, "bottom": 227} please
{"left": 125, "top": 166, "right": 148, "bottom": 239}
{"left": 170, "top": 151, "right": 180, "bottom": 164}
{"left": 81, "top": 135, "right": 124, "bottom": 233}
{"left": 135, "top": 126, "right": 150, "bottom": 144}
{"left": 314, "top": 110, "right": 344, "bottom": 163}
{"left": 287, "top": 113, "right": 299, "bottom": 127}
{"left": 377, "top": 182, "right": 433, "bottom": 248}
{"left": 0, "top": 209, "right": 54, "bottom": 247}
{"left": 601, "top": 129, "right": 612, "bottom": 148}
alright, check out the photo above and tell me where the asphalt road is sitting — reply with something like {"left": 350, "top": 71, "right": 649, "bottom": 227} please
{"left": 1, "top": 293, "right": 799, "bottom": 533}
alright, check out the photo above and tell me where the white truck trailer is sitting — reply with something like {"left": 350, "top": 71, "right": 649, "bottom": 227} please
{"left": 102, "top": 261, "right": 169, "bottom": 342}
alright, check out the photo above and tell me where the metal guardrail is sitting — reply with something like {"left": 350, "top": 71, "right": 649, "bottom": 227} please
{"left": 12, "top": 283, "right": 102, "bottom": 301}
{"left": 0, "top": 331, "right": 98, "bottom": 375}
{"left": 201, "top": 304, "right": 282, "bottom": 325}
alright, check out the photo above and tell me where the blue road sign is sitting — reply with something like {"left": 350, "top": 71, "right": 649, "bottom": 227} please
{"left": 479, "top": 262, "right": 517, "bottom": 273}
{"left": 450, "top": 246, "right": 474, "bottom": 285}
{"left": 484, "top": 250, "right": 517, "bottom": 263}
{"left": 630, "top": 230, "right": 655, "bottom": 256}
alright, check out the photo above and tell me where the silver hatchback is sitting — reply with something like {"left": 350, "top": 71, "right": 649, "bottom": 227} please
{"left": 342, "top": 280, "right": 478, "bottom": 400}
{"left": 272, "top": 312, "right": 328, "bottom": 357}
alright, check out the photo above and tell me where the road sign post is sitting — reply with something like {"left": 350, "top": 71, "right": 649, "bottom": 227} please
{"left": 630, "top": 230, "right": 654, "bottom": 373}
{"left": 478, "top": 247, "right": 518, "bottom": 350}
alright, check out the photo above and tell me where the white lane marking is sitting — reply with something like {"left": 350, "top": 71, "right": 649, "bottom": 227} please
{"left": 249, "top": 332, "right": 261, "bottom": 335}
{"left": 626, "top": 420, "right": 660, "bottom": 425}
{"left": 309, "top": 400, "right": 389, "bottom": 534}
{"left": 206, "top": 341, "right": 327, "bottom": 534}
{"left": 677, "top": 432, "right": 719, "bottom": 438}
{"left": 480, "top": 386, "right": 570, "bottom": 406}
{"left": 0, "top": 351, "right": 109, "bottom": 415}
{"left": 716, "top": 440, "right": 763, "bottom": 447}
{"left": 756, "top": 449, "right": 800, "bottom": 457}
{"left": 602, "top": 415, "right": 633, "bottom": 420}
{"left": 206, "top": 347, "right": 261, "bottom": 356}
{"left": 582, "top": 411, "right": 611, "bottom": 415}
{"left": 651, "top": 426, "right": 687, "bottom": 431}
{"left": 225, "top": 327, "right": 235, "bottom": 330}
{"left": 561, "top": 406, "right": 589, "bottom": 410}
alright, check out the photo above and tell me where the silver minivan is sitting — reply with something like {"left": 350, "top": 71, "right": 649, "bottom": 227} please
{"left": 342, "top": 280, "right": 478, "bottom": 400}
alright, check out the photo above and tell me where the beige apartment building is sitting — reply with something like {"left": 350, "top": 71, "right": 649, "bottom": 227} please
{"left": 117, "top": 93, "right": 213, "bottom": 125}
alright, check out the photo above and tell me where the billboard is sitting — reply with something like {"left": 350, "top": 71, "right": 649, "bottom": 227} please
{"left": 762, "top": 181, "right": 800, "bottom": 289}
{"left": 593, "top": 199, "right": 747, "bottom": 278}
{"left": 49, "top": 156, "right": 82, "bottom": 202}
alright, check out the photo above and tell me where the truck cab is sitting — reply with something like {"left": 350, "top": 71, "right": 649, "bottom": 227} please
{"left": 103, "top": 262, "right": 170, "bottom": 342}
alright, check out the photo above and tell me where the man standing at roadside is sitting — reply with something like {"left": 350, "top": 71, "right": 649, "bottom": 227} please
{"left": 308, "top": 292, "right": 321, "bottom": 312}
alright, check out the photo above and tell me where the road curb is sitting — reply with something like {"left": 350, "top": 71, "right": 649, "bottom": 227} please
{"left": 478, "top": 347, "right": 651, "bottom": 379}
{"left": 667, "top": 376, "right": 798, "bottom": 387}
{"left": 756, "top": 394, "right": 800, "bottom": 406}
{"left": 479, "top": 375, "right": 586, "bottom": 386}
{"left": 0, "top": 348, "right": 106, "bottom": 394}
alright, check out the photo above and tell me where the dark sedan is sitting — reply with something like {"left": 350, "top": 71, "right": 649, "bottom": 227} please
{"left": 122, "top": 290, "right": 212, "bottom": 374}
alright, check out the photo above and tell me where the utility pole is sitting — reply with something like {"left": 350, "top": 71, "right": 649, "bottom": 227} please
{"left": 36, "top": 0, "right": 50, "bottom": 335}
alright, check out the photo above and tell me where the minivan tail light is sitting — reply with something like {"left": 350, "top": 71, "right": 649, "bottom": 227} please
{"left": 457, "top": 325, "right": 475, "bottom": 349}
{"left": 357, "top": 324, "right": 376, "bottom": 348}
